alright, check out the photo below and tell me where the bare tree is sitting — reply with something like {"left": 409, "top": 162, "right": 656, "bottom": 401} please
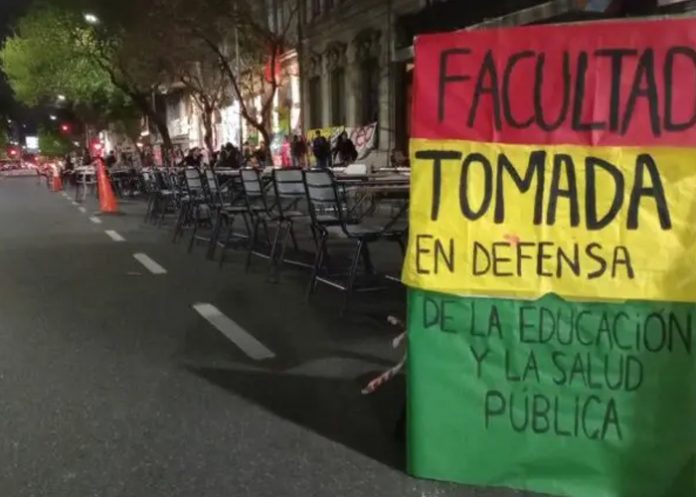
{"left": 156, "top": 0, "right": 298, "bottom": 147}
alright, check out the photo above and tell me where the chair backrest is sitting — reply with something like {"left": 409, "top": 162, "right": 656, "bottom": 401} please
{"left": 273, "top": 169, "right": 305, "bottom": 199}
{"left": 241, "top": 168, "right": 272, "bottom": 212}
{"left": 153, "top": 169, "right": 170, "bottom": 191}
{"left": 184, "top": 167, "right": 203, "bottom": 195}
{"left": 204, "top": 169, "right": 219, "bottom": 193}
{"left": 303, "top": 170, "right": 343, "bottom": 225}
{"left": 273, "top": 169, "right": 305, "bottom": 218}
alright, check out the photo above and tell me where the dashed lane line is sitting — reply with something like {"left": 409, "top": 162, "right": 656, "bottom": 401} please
{"left": 105, "top": 230, "right": 125, "bottom": 242}
{"left": 133, "top": 253, "right": 167, "bottom": 275}
{"left": 192, "top": 303, "right": 276, "bottom": 361}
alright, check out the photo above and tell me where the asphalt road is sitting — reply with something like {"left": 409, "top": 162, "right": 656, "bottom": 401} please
{"left": 0, "top": 177, "right": 542, "bottom": 497}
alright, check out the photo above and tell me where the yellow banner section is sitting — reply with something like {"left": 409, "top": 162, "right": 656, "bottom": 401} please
{"left": 403, "top": 138, "right": 696, "bottom": 303}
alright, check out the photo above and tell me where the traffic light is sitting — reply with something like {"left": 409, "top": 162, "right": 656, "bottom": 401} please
{"left": 90, "top": 139, "right": 103, "bottom": 158}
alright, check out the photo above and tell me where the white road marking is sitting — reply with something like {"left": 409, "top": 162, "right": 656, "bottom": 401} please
{"left": 89, "top": 216, "right": 102, "bottom": 224}
{"left": 78, "top": 206, "right": 87, "bottom": 214}
{"left": 71, "top": 201, "right": 79, "bottom": 207}
{"left": 192, "top": 303, "right": 276, "bottom": 361}
{"left": 133, "top": 253, "right": 167, "bottom": 275}
{"left": 105, "top": 230, "right": 125, "bottom": 242}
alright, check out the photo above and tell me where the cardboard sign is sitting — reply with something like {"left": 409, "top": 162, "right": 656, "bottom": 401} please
{"left": 405, "top": 19, "right": 696, "bottom": 497}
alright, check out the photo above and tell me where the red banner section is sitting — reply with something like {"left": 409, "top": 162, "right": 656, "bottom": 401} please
{"left": 412, "top": 19, "right": 696, "bottom": 147}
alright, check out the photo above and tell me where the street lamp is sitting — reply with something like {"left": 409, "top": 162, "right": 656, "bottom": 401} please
{"left": 84, "top": 13, "right": 100, "bottom": 25}
{"left": 57, "top": 94, "right": 66, "bottom": 102}
{"left": 49, "top": 115, "right": 57, "bottom": 121}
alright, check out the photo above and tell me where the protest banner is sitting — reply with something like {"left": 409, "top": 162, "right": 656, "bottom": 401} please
{"left": 404, "top": 19, "right": 696, "bottom": 497}
{"left": 306, "top": 122, "right": 378, "bottom": 163}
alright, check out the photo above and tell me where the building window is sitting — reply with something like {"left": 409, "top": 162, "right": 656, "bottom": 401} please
{"left": 309, "top": 76, "right": 322, "bottom": 129}
{"left": 361, "top": 58, "right": 380, "bottom": 125}
{"left": 330, "top": 68, "right": 345, "bottom": 126}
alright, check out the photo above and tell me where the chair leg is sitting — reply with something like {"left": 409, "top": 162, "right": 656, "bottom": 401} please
{"left": 342, "top": 239, "right": 365, "bottom": 316}
{"left": 262, "top": 219, "right": 272, "bottom": 246}
{"left": 158, "top": 196, "right": 169, "bottom": 226}
{"left": 289, "top": 222, "right": 299, "bottom": 252}
{"left": 268, "top": 220, "right": 289, "bottom": 283}
{"left": 306, "top": 233, "right": 327, "bottom": 300}
{"left": 396, "top": 236, "right": 406, "bottom": 257}
{"left": 218, "top": 216, "right": 235, "bottom": 268}
{"left": 188, "top": 205, "right": 200, "bottom": 253}
{"left": 267, "top": 220, "right": 283, "bottom": 276}
{"left": 207, "top": 210, "right": 225, "bottom": 260}
{"left": 172, "top": 202, "right": 186, "bottom": 242}
{"left": 361, "top": 244, "right": 375, "bottom": 274}
{"left": 144, "top": 193, "right": 155, "bottom": 223}
{"left": 245, "top": 217, "right": 260, "bottom": 272}
{"left": 274, "top": 222, "right": 292, "bottom": 283}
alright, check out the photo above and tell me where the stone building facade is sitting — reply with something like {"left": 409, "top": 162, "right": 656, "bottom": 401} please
{"left": 299, "top": 0, "right": 427, "bottom": 166}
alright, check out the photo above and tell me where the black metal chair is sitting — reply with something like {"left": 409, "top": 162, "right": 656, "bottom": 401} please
{"left": 239, "top": 168, "right": 277, "bottom": 271}
{"left": 268, "top": 169, "right": 311, "bottom": 281}
{"left": 303, "top": 169, "right": 407, "bottom": 314}
{"left": 149, "top": 169, "right": 178, "bottom": 226}
{"left": 203, "top": 169, "right": 250, "bottom": 261}
{"left": 181, "top": 168, "right": 213, "bottom": 252}
{"left": 140, "top": 170, "right": 157, "bottom": 223}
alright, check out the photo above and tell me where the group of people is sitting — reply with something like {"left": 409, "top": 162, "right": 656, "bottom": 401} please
{"left": 286, "top": 131, "right": 358, "bottom": 170}
{"left": 171, "top": 131, "right": 359, "bottom": 171}
{"left": 62, "top": 130, "right": 361, "bottom": 174}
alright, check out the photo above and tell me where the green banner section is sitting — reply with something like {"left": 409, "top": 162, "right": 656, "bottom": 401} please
{"left": 407, "top": 289, "right": 695, "bottom": 497}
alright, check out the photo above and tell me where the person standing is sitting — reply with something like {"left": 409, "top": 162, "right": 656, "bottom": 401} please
{"left": 312, "top": 131, "right": 330, "bottom": 169}
{"left": 105, "top": 150, "right": 117, "bottom": 169}
{"left": 291, "top": 135, "right": 308, "bottom": 168}
{"left": 333, "top": 131, "right": 358, "bottom": 166}
{"left": 280, "top": 136, "right": 292, "bottom": 168}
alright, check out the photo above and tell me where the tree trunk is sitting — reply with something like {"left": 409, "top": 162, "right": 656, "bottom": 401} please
{"left": 202, "top": 104, "right": 215, "bottom": 156}
{"left": 129, "top": 92, "right": 173, "bottom": 163}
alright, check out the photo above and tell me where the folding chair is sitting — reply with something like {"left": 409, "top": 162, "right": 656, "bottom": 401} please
{"left": 303, "top": 169, "right": 407, "bottom": 315}
{"left": 182, "top": 168, "right": 212, "bottom": 252}
{"left": 202, "top": 169, "right": 250, "bottom": 261}
{"left": 268, "top": 168, "right": 311, "bottom": 281}
{"left": 151, "top": 169, "right": 178, "bottom": 226}
{"left": 240, "top": 169, "right": 277, "bottom": 271}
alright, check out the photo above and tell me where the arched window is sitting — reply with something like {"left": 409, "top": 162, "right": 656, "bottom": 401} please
{"left": 354, "top": 30, "right": 381, "bottom": 125}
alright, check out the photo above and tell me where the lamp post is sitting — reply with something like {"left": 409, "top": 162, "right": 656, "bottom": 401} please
{"left": 83, "top": 13, "right": 100, "bottom": 25}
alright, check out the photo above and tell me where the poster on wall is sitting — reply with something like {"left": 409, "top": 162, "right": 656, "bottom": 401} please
{"left": 403, "top": 18, "right": 696, "bottom": 497}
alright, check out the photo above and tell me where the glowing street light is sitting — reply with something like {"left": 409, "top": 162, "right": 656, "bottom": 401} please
{"left": 84, "top": 13, "right": 100, "bottom": 25}
{"left": 49, "top": 115, "right": 57, "bottom": 121}
{"left": 57, "top": 94, "right": 66, "bottom": 102}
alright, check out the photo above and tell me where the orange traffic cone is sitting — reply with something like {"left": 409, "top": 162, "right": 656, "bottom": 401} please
{"left": 51, "top": 164, "right": 63, "bottom": 192}
{"left": 96, "top": 158, "right": 119, "bottom": 214}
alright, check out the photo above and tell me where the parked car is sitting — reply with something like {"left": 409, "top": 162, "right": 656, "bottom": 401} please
{"left": 0, "top": 160, "right": 21, "bottom": 171}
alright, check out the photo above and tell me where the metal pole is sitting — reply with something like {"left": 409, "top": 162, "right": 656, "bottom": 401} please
{"left": 296, "top": 0, "right": 305, "bottom": 135}
{"left": 235, "top": 10, "right": 243, "bottom": 149}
